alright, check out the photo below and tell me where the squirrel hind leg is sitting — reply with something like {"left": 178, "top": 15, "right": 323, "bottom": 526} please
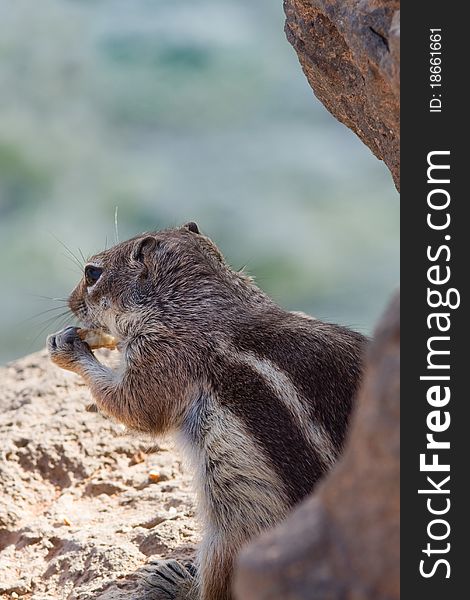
{"left": 198, "top": 537, "right": 234, "bottom": 600}
{"left": 138, "top": 559, "right": 198, "bottom": 600}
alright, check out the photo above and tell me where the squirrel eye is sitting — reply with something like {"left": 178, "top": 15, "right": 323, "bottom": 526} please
{"left": 84, "top": 265, "right": 103, "bottom": 287}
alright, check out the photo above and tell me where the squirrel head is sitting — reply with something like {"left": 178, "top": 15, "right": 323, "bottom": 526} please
{"left": 67, "top": 223, "right": 249, "bottom": 341}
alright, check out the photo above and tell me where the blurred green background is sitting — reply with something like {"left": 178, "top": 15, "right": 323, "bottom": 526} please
{"left": 0, "top": 0, "right": 398, "bottom": 365}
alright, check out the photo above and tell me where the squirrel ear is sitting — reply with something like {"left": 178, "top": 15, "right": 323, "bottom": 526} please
{"left": 132, "top": 236, "right": 159, "bottom": 263}
{"left": 182, "top": 221, "right": 200, "bottom": 234}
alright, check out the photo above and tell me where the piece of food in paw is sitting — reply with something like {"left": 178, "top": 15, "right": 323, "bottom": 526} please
{"left": 77, "top": 328, "right": 118, "bottom": 350}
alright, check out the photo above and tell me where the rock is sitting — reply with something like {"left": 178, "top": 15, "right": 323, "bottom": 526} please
{"left": 0, "top": 350, "right": 199, "bottom": 599}
{"left": 234, "top": 293, "right": 400, "bottom": 599}
{"left": 284, "top": 0, "right": 400, "bottom": 188}
{"left": 134, "top": 530, "right": 168, "bottom": 556}
{"left": 84, "top": 480, "right": 127, "bottom": 497}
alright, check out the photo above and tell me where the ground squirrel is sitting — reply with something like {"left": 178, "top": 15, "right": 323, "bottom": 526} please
{"left": 47, "top": 223, "right": 366, "bottom": 600}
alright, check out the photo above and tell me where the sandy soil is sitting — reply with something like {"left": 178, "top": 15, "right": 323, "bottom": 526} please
{"left": 0, "top": 350, "right": 199, "bottom": 599}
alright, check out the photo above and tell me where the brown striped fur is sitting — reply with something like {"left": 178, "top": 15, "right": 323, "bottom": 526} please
{"left": 47, "top": 223, "right": 367, "bottom": 600}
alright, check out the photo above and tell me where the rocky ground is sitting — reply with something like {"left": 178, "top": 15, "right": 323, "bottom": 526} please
{"left": 0, "top": 350, "right": 199, "bottom": 600}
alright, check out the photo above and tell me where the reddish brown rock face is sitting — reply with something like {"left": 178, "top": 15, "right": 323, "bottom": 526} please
{"left": 234, "top": 294, "right": 400, "bottom": 600}
{"left": 284, "top": 0, "right": 400, "bottom": 189}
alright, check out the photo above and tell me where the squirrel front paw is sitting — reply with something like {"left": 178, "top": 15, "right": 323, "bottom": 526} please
{"left": 47, "top": 326, "right": 93, "bottom": 372}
